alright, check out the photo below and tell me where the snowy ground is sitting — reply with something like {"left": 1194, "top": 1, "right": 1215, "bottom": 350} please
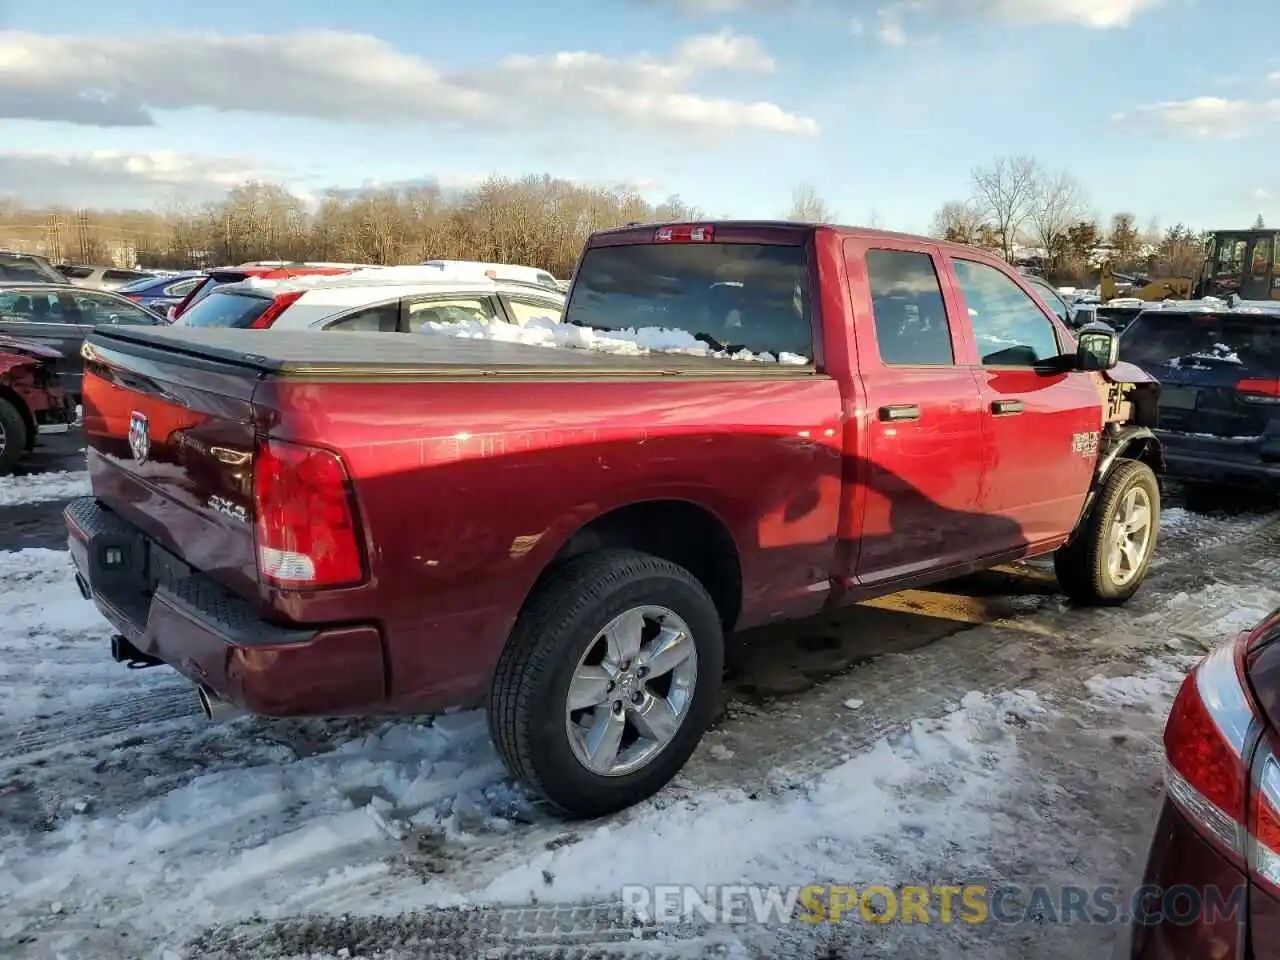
{"left": 0, "top": 454, "right": 1277, "bottom": 959}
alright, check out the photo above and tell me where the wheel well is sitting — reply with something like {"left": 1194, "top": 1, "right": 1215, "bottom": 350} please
{"left": 544, "top": 500, "right": 743, "bottom": 631}
{"left": 1121, "top": 435, "right": 1164, "bottom": 477}
{"left": 0, "top": 384, "right": 35, "bottom": 450}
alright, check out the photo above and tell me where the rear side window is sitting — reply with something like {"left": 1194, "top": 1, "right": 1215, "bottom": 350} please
{"left": 1121, "top": 313, "right": 1280, "bottom": 373}
{"left": 177, "top": 290, "right": 273, "bottom": 328}
{"left": 325, "top": 302, "right": 400, "bottom": 332}
{"left": 1, "top": 257, "right": 63, "bottom": 283}
{"left": 565, "top": 243, "right": 812, "bottom": 359}
{"left": 952, "top": 259, "right": 1061, "bottom": 366}
{"left": 865, "top": 249, "right": 954, "bottom": 365}
{"left": 57, "top": 264, "right": 94, "bottom": 279}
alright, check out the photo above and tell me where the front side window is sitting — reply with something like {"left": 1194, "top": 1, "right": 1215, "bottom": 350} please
{"left": 864, "top": 249, "right": 954, "bottom": 366}
{"left": 952, "top": 259, "right": 1061, "bottom": 367}
{"left": 71, "top": 292, "right": 161, "bottom": 325}
{"left": 506, "top": 298, "right": 564, "bottom": 326}
{"left": 1214, "top": 239, "right": 1247, "bottom": 276}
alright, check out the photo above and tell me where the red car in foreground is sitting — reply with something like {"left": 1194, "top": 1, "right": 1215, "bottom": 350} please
{"left": 1132, "top": 607, "right": 1280, "bottom": 957}
{"left": 0, "top": 334, "right": 76, "bottom": 474}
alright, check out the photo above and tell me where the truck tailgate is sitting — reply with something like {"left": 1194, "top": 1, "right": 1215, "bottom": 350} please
{"left": 80, "top": 333, "right": 264, "bottom": 598}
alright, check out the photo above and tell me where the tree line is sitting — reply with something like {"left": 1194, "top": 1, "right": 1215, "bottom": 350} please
{"left": 924, "top": 154, "right": 1258, "bottom": 285}
{"left": 0, "top": 162, "right": 1257, "bottom": 284}
{"left": 0, "top": 177, "right": 707, "bottom": 278}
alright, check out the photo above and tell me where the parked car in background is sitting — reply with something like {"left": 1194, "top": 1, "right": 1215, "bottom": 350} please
{"left": 1129, "top": 607, "right": 1280, "bottom": 958}
{"left": 69, "top": 221, "right": 1163, "bottom": 819}
{"left": 0, "top": 334, "right": 76, "bottom": 474}
{"left": 1024, "top": 274, "right": 1087, "bottom": 329}
{"left": 169, "top": 263, "right": 366, "bottom": 321}
{"left": 0, "top": 282, "right": 166, "bottom": 398}
{"left": 0, "top": 251, "right": 68, "bottom": 285}
{"left": 113, "top": 272, "right": 205, "bottom": 315}
{"left": 55, "top": 264, "right": 157, "bottom": 290}
{"left": 1119, "top": 302, "right": 1280, "bottom": 493}
{"left": 172, "top": 267, "right": 566, "bottom": 332}
{"left": 420, "top": 259, "right": 561, "bottom": 291}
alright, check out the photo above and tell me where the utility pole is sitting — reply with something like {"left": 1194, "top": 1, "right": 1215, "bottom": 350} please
{"left": 45, "top": 215, "right": 62, "bottom": 263}
{"left": 76, "top": 209, "right": 91, "bottom": 262}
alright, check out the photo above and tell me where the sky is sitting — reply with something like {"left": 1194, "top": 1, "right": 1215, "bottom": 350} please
{"left": 0, "top": 0, "right": 1277, "bottom": 234}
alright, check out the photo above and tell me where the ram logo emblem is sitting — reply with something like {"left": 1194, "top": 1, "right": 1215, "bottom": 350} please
{"left": 1071, "top": 431, "right": 1099, "bottom": 457}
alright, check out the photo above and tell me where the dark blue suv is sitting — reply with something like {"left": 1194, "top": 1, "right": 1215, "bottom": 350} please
{"left": 1120, "top": 304, "right": 1280, "bottom": 491}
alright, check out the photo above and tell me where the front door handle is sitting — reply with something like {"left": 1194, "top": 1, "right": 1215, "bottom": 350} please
{"left": 879, "top": 404, "right": 921, "bottom": 422}
{"left": 991, "top": 399, "right": 1024, "bottom": 415}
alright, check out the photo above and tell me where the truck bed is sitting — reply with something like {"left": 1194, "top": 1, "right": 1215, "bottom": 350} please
{"left": 86, "top": 326, "right": 817, "bottom": 380}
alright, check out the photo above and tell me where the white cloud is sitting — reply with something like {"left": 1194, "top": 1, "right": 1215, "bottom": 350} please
{"left": 643, "top": 0, "right": 1160, "bottom": 27}
{"left": 876, "top": 8, "right": 909, "bottom": 44}
{"left": 0, "top": 28, "right": 814, "bottom": 138}
{"left": 1270, "top": 71, "right": 1280, "bottom": 83}
{"left": 0, "top": 149, "right": 276, "bottom": 207}
{"left": 1122, "top": 96, "right": 1280, "bottom": 138}
{"left": 1252, "top": 188, "right": 1271, "bottom": 202}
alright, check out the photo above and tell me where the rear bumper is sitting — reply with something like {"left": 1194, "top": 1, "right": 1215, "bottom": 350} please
{"left": 65, "top": 496, "right": 386, "bottom": 716}
{"left": 1156, "top": 430, "right": 1280, "bottom": 489}
{"left": 1128, "top": 797, "right": 1247, "bottom": 959}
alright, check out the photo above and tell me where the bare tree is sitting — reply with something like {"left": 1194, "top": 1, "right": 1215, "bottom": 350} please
{"left": 1027, "top": 170, "right": 1087, "bottom": 267}
{"left": 786, "top": 183, "right": 836, "bottom": 223}
{"left": 930, "top": 200, "right": 988, "bottom": 245}
{"left": 970, "top": 155, "right": 1041, "bottom": 262}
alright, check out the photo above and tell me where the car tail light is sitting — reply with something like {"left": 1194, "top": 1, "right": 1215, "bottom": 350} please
{"left": 1236, "top": 378, "right": 1280, "bottom": 404}
{"left": 654, "top": 224, "right": 715, "bottom": 243}
{"left": 1164, "top": 632, "right": 1280, "bottom": 892}
{"left": 252, "top": 438, "right": 364, "bottom": 589}
{"left": 249, "top": 291, "right": 305, "bottom": 329}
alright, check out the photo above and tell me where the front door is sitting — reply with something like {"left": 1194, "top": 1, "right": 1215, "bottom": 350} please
{"left": 945, "top": 256, "right": 1100, "bottom": 550}
{"left": 0, "top": 290, "right": 88, "bottom": 395}
{"left": 1242, "top": 235, "right": 1275, "bottom": 301}
{"left": 841, "top": 238, "right": 990, "bottom": 587}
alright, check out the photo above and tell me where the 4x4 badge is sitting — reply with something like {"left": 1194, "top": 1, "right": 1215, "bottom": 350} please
{"left": 128, "top": 411, "right": 150, "bottom": 463}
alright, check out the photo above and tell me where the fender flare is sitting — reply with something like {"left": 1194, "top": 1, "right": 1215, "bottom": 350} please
{"left": 1067, "top": 426, "right": 1164, "bottom": 544}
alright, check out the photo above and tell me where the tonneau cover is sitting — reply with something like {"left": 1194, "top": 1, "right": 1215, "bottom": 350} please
{"left": 85, "top": 327, "right": 816, "bottom": 380}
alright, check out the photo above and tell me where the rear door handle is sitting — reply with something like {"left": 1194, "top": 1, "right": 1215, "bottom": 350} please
{"left": 991, "top": 399, "right": 1024, "bottom": 415}
{"left": 879, "top": 404, "right": 921, "bottom": 422}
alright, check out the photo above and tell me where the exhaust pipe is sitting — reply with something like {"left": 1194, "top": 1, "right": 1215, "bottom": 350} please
{"left": 196, "top": 684, "right": 244, "bottom": 722}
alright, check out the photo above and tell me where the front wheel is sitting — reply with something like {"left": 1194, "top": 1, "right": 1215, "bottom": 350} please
{"left": 1054, "top": 459, "right": 1160, "bottom": 605}
{"left": 487, "top": 549, "right": 724, "bottom": 818}
{"left": 0, "top": 397, "right": 29, "bottom": 476}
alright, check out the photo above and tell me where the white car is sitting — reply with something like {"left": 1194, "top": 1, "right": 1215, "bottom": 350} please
{"left": 419, "top": 259, "right": 561, "bottom": 291}
{"left": 171, "top": 265, "right": 567, "bottom": 333}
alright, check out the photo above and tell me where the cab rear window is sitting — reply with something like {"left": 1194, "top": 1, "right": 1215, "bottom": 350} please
{"left": 563, "top": 242, "right": 812, "bottom": 359}
{"left": 176, "top": 290, "right": 273, "bottom": 328}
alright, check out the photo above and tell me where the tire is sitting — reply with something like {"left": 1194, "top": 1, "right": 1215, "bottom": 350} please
{"left": 1054, "top": 459, "right": 1160, "bottom": 606}
{"left": 487, "top": 548, "right": 724, "bottom": 819}
{"left": 0, "top": 397, "right": 28, "bottom": 476}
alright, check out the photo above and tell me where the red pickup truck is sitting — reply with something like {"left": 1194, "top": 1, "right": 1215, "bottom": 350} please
{"left": 66, "top": 222, "right": 1163, "bottom": 817}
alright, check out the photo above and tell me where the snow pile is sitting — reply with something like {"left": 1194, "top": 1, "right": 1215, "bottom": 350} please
{"left": 470, "top": 689, "right": 1049, "bottom": 909}
{"left": 0, "top": 469, "right": 89, "bottom": 507}
{"left": 421, "top": 314, "right": 810, "bottom": 365}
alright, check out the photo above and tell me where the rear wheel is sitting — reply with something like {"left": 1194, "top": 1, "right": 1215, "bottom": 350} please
{"left": 488, "top": 549, "right": 724, "bottom": 818}
{"left": 0, "top": 397, "right": 28, "bottom": 476}
{"left": 1054, "top": 459, "right": 1160, "bottom": 605}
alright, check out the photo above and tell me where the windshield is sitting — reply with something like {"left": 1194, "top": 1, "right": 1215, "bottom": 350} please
{"left": 176, "top": 290, "right": 273, "bottom": 329}
{"left": 1121, "top": 312, "right": 1280, "bottom": 373}
{"left": 563, "top": 242, "right": 813, "bottom": 359}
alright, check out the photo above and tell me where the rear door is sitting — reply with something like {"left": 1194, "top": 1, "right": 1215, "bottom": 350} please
{"left": 841, "top": 238, "right": 989, "bottom": 584}
{"left": 402, "top": 293, "right": 503, "bottom": 331}
{"left": 946, "top": 255, "right": 1099, "bottom": 547}
{"left": 499, "top": 294, "right": 566, "bottom": 326}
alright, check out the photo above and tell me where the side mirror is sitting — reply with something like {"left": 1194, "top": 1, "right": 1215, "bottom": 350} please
{"left": 1076, "top": 321, "right": 1119, "bottom": 371}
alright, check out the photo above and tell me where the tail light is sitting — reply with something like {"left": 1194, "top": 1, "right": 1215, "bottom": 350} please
{"left": 1164, "top": 628, "right": 1280, "bottom": 893}
{"left": 252, "top": 438, "right": 365, "bottom": 589}
{"left": 1236, "top": 378, "right": 1280, "bottom": 404}
{"left": 249, "top": 291, "right": 305, "bottom": 329}
{"left": 655, "top": 224, "right": 715, "bottom": 243}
